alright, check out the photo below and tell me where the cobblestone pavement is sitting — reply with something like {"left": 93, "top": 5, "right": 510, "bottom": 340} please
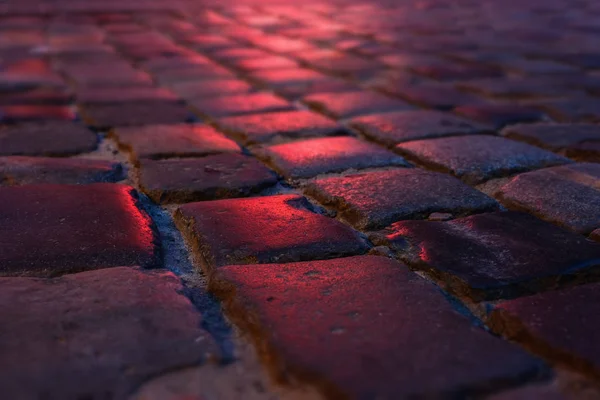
{"left": 2, "top": 0, "right": 600, "bottom": 399}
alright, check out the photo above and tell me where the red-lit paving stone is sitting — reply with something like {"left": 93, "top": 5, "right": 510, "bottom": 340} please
{"left": 371, "top": 211, "right": 600, "bottom": 301}
{"left": 0, "top": 267, "right": 217, "bottom": 399}
{"left": 234, "top": 55, "right": 299, "bottom": 71}
{"left": 303, "top": 90, "right": 414, "bottom": 119}
{"left": 256, "top": 136, "right": 409, "bottom": 179}
{"left": 81, "top": 101, "right": 194, "bottom": 129}
{"left": 489, "top": 283, "right": 600, "bottom": 379}
{"left": 0, "top": 88, "right": 74, "bottom": 105}
{"left": 0, "top": 121, "right": 97, "bottom": 156}
{"left": 153, "top": 65, "right": 237, "bottom": 84}
{"left": 0, "top": 156, "right": 123, "bottom": 185}
{"left": 76, "top": 86, "right": 179, "bottom": 104}
{"left": 138, "top": 154, "right": 278, "bottom": 204}
{"left": 350, "top": 110, "right": 492, "bottom": 146}
{"left": 250, "top": 68, "right": 331, "bottom": 87}
{"left": 484, "top": 163, "right": 600, "bottom": 234}
{"left": 168, "top": 79, "right": 253, "bottom": 99}
{"left": 453, "top": 104, "right": 549, "bottom": 129}
{"left": 305, "top": 169, "right": 499, "bottom": 230}
{"left": 175, "top": 194, "right": 369, "bottom": 270}
{"left": 211, "top": 256, "right": 542, "bottom": 399}
{"left": 111, "top": 124, "right": 240, "bottom": 162}
{"left": 0, "top": 105, "right": 76, "bottom": 123}
{"left": 396, "top": 135, "right": 570, "bottom": 185}
{"left": 216, "top": 110, "right": 348, "bottom": 145}
{"left": 0, "top": 184, "right": 159, "bottom": 277}
{"left": 190, "top": 92, "right": 292, "bottom": 118}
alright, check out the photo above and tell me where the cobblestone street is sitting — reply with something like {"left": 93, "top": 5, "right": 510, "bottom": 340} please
{"left": 2, "top": 0, "right": 600, "bottom": 398}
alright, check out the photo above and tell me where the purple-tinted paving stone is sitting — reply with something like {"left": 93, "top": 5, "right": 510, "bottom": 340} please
{"left": 350, "top": 110, "right": 492, "bottom": 146}
{"left": 65, "top": 66, "right": 153, "bottom": 87}
{"left": 307, "top": 54, "right": 383, "bottom": 76}
{"left": 456, "top": 78, "right": 577, "bottom": 99}
{"left": 81, "top": 102, "right": 193, "bottom": 128}
{"left": 489, "top": 282, "right": 600, "bottom": 378}
{"left": 488, "top": 383, "right": 568, "bottom": 400}
{"left": 0, "top": 184, "right": 159, "bottom": 276}
{"left": 111, "top": 124, "right": 240, "bottom": 161}
{"left": 487, "top": 163, "right": 600, "bottom": 234}
{"left": 501, "top": 123, "right": 600, "bottom": 152}
{"left": 275, "top": 78, "right": 358, "bottom": 99}
{"left": 0, "top": 121, "right": 97, "bottom": 156}
{"left": 169, "top": 79, "right": 253, "bottom": 99}
{"left": 140, "top": 55, "right": 213, "bottom": 72}
{"left": 0, "top": 156, "right": 122, "bottom": 185}
{"left": 235, "top": 55, "right": 298, "bottom": 71}
{"left": 396, "top": 135, "right": 570, "bottom": 185}
{"left": 0, "top": 88, "right": 74, "bottom": 105}
{"left": 154, "top": 65, "right": 236, "bottom": 84}
{"left": 410, "top": 63, "right": 503, "bottom": 81}
{"left": 190, "top": 92, "right": 292, "bottom": 118}
{"left": 453, "top": 104, "right": 548, "bottom": 129}
{"left": 211, "top": 256, "right": 541, "bottom": 399}
{"left": 497, "top": 59, "right": 578, "bottom": 75}
{"left": 256, "top": 136, "right": 409, "bottom": 179}
{"left": 0, "top": 105, "right": 76, "bottom": 123}
{"left": 388, "top": 83, "right": 482, "bottom": 110}
{"left": 76, "top": 87, "right": 179, "bottom": 104}
{"left": 175, "top": 194, "right": 368, "bottom": 270}
{"left": 372, "top": 211, "right": 600, "bottom": 301}
{"left": 216, "top": 110, "right": 347, "bottom": 145}
{"left": 251, "top": 68, "right": 331, "bottom": 87}
{"left": 138, "top": 154, "right": 277, "bottom": 204}
{"left": 0, "top": 267, "right": 216, "bottom": 399}
{"left": 303, "top": 90, "right": 414, "bottom": 119}
{"left": 532, "top": 97, "right": 600, "bottom": 123}
{"left": 305, "top": 169, "right": 498, "bottom": 230}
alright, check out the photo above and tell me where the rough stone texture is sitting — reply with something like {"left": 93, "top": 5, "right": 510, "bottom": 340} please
{"left": 303, "top": 90, "right": 414, "bottom": 119}
{"left": 350, "top": 110, "right": 492, "bottom": 146}
{"left": 0, "top": 267, "right": 217, "bottom": 400}
{"left": 0, "top": 156, "right": 123, "bottom": 185}
{"left": 0, "top": 184, "right": 159, "bottom": 276}
{"left": 387, "top": 83, "right": 482, "bottom": 110}
{"left": 211, "top": 256, "right": 542, "bottom": 399}
{"left": 305, "top": 169, "right": 499, "bottom": 230}
{"left": 81, "top": 101, "right": 194, "bottom": 128}
{"left": 489, "top": 283, "right": 600, "bottom": 379}
{"left": 487, "top": 163, "right": 600, "bottom": 234}
{"left": 256, "top": 136, "right": 409, "bottom": 179}
{"left": 76, "top": 86, "right": 179, "bottom": 104}
{"left": 216, "top": 110, "right": 348, "bottom": 145}
{"left": 564, "top": 142, "right": 600, "bottom": 163}
{"left": 371, "top": 211, "right": 600, "bottom": 301}
{"left": 190, "top": 92, "right": 293, "bottom": 118}
{"left": 111, "top": 123, "right": 241, "bottom": 161}
{"left": 453, "top": 104, "right": 548, "bottom": 129}
{"left": 0, "top": 105, "right": 76, "bottom": 123}
{"left": 0, "top": 121, "right": 98, "bottom": 156}
{"left": 138, "top": 154, "right": 278, "bottom": 204}
{"left": 169, "top": 79, "right": 253, "bottom": 99}
{"left": 175, "top": 194, "right": 369, "bottom": 271}
{"left": 396, "top": 135, "right": 571, "bottom": 185}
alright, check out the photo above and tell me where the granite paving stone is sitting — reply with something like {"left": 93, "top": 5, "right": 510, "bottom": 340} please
{"left": 212, "top": 256, "right": 542, "bottom": 399}
{"left": 190, "top": 92, "right": 293, "bottom": 118}
{"left": 81, "top": 101, "right": 194, "bottom": 128}
{"left": 256, "top": 136, "right": 410, "bottom": 179}
{"left": 138, "top": 154, "right": 278, "bottom": 204}
{"left": 396, "top": 135, "right": 571, "bottom": 185}
{"left": 175, "top": 194, "right": 369, "bottom": 270}
{"left": 371, "top": 211, "right": 600, "bottom": 301}
{"left": 303, "top": 90, "right": 414, "bottom": 119}
{"left": 305, "top": 168, "right": 499, "bottom": 230}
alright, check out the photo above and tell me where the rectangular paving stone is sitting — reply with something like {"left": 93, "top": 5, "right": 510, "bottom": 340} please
{"left": 255, "top": 136, "right": 409, "bottom": 179}
{"left": 250, "top": 68, "right": 332, "bottom": 87}
{"left": 303, "top": 90, "right": 414, "bottom": 119}
{"left": 0, "top": 105, "right": 76, "bottom": 123}
{"left": 350, "top": 110, "right": 493, "bottom": 146}
{"left": 0, "top": 87, "right": 74, "bottom": 105}
{"left": 211, "top": 256, "right": 542, "bottom": 399}
{"left": 175, "top": 194, "right": 369, "bottom": 271}
{"left": 138, "top": 154, "right": 278, "bottom": 204}
{"left": 168, "top": 79, "right": 253, "bottom": 99}
{"left": 489, "top": 282, "right": 600, "bottom": 379}
{"left": 235, "top": 55, "right": 299, "bottom": 71}
{"left": 396, "top": 135, "right": 571, "bottom": 185}
{"left": 81, "top": 101, "right": 194, "bottom": 129}
{"left": 386, "top": 82, "right": 482, "bottom": 110}
{"left": 453, "top": 104, "right": 549, "bottom": 129}
{"left": 111, "top": 124, "right": 240, "bottom": 162}
{"left": 501, "top": 123, "right": 600, "bottom": 154}
{"left": 531, "top": 97, "right": 600, "bottom": 123}
{"left": 0, "top": 121, "right": 98, "bottom": 156}
{"left": 305, "top": 169, "right": 499, "bottom": 230}
{"left": 0, "top": 156, "right": 123, "bottom": 185}
{"left": 154, "top": 65, "right": 237, "bottom": 85}
{"left": 216, "top": 110, "right": 348, "bottom": 145}
{"left": 0, "top": 267, "right": 216, "bottom": 400}
{"left": 76, "top": 86, "right": 180, "bottom": 104}
{"left": 0, "top": 183, "right": 159, "bottom": 276}
{"left": 486, "top": 163, "right": 600, "bottom": 234}
{"left": 190, "top": 92, "right": 293, "bottom": 119}
{"left": 371, "top": 211, "right": 600, "bottom": 301}
{"left": 564, "top": 141, "right": 600, "bottom": 162}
